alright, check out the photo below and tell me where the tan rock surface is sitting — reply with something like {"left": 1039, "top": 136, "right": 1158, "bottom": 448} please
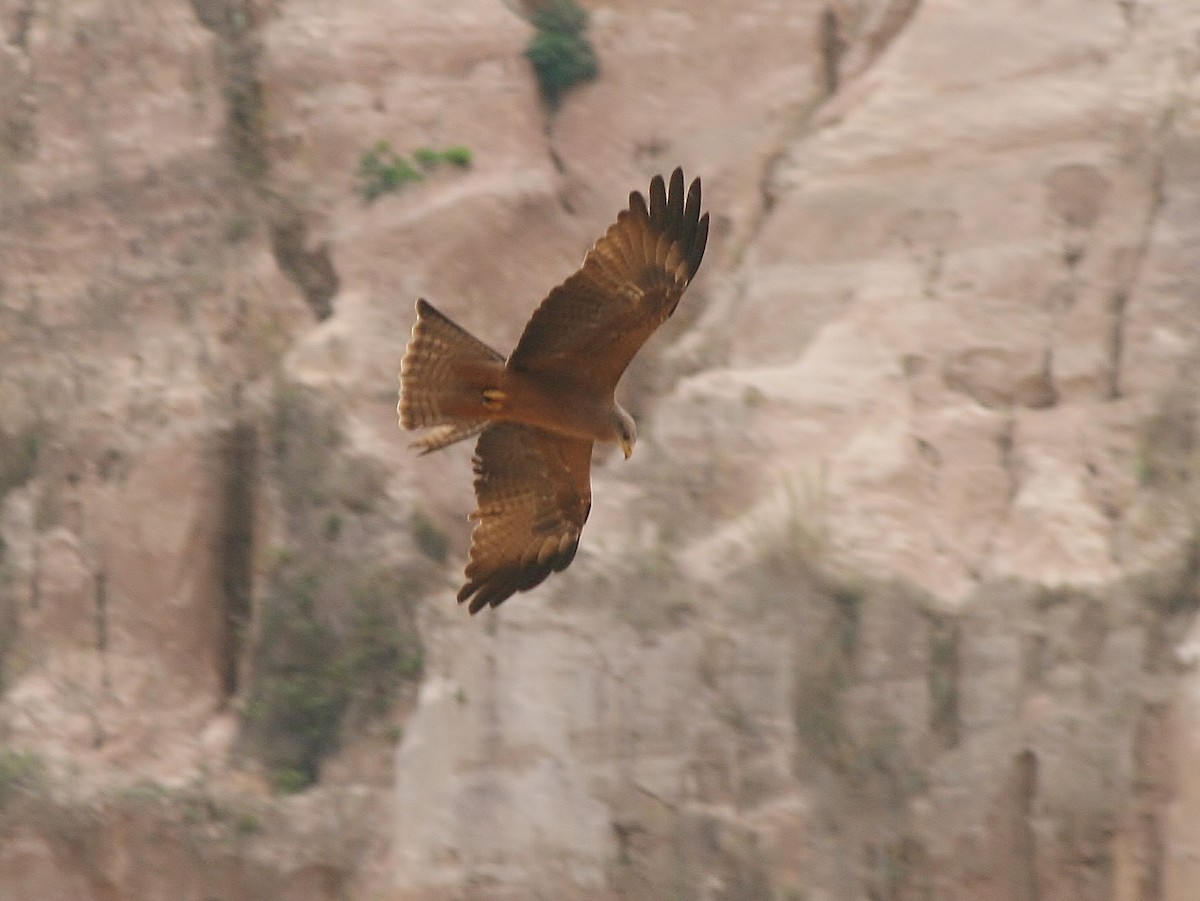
{"left": 1, "top": 0, "right": 1200, "bottom": 899}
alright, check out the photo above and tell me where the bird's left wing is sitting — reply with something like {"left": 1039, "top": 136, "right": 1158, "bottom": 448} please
{"left": 506, "top": 168, "right": 709, "bottom": 394}
{"left": 457, "top": 423, "right": 594, "bottom": 613}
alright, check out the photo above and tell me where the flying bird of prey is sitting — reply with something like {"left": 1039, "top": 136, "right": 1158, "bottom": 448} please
{"left": 398, "top": 168, "right": 709, "bottom": 612}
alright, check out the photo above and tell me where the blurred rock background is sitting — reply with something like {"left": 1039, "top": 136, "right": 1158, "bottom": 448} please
{"left": 1, "top": 0, "right": 1200, "bottom": 898}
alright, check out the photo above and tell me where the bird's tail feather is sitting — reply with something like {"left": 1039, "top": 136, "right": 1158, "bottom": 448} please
{"left": 399, "top": 299, "right": 505, "bottom": 453}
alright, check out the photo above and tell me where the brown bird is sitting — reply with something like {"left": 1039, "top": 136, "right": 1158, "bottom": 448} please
{"left": 398, "top": 168, "right": 709, "bottom": 612}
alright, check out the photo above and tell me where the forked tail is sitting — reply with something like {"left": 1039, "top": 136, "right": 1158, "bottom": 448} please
{"left": 398, "top": 299, "right": 506, "bottom": 454}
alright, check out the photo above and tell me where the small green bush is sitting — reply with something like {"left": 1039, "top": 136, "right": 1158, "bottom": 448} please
{"left": 525, "top": 0, "right": 599, "bottom": 109}
{"left": 412, "top": 146, "right": 441, "bottom": 169}
{"left": 414, "top": 145, "right": 473, "bottom": 171}
{"left": 439, "top": 145, "right": 473, "bottom": 168}
{"left": 358, "top": 142, "right": 474, "bottom": 201}
{"left": 356, "top": 140, "right": 423, "bottom": 202}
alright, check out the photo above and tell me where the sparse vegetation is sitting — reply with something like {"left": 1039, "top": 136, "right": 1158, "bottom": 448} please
{"left": 791, "top": 581, "right": 933, "bottom": 818}
{"left": 791, "top": 579, "right": 864, "bottom": 770}
{"left": 412, "top": 146, "right": 440, "bottom": 169}
{"left": 410, "top": 506, "right": 450, "bottom": 563}
{"left": 830, "top": 581, "right": 863, "bottom": 655}
{"left": 269, "top": 766, "right": 311, "bottom": 796}
{"left": 928, "top": 617, "right": 960, "bottom": 747}
{"left": 115, "top": 779, "right": 172, "bottom": 807}
{"left": 0, "top": 748, "right": 46, "bottom": 806}
{"left": 413, "top": 145, "right": 473, "bottom": 170}
{"left": 247, "top": 561, "right": 423, "bottom": 793}
{"left": 323, "top": 512, "right": 342, "bottom": 540}
{"left": 356, "top": 141, "right": 474, "bottom": 202}
{"left": 438, "top": 145, "right": 473, "bottom": 168}
{"left": 245, "top": 384, "right": 425, "bottom": 793}
{"left": 108, "top": 778, "right": 268, "bottom": 841}
{"left": 356, "top": 140, "right": 423, "bottom": 202}
{"left": 524, "top": 0, "right": 599, "bottom": 109}
{"left": 1137, "top": 405, "right": 1196, "bottom": 487}
{"left": 0, "top": 426, "right": 40, "bottom": 498}
{"left": 234, "top": 811, "right": 262, "bottom": 836}
{"left": 0, "top": 560, "right": 17, "bottom": 692}
{"left": 224, "top": 211, "right": 254, "bottom": 244}
{"left": 793, "top": 663, "right": 850, "bottom": 766}
{"left": 270, "top": 383, "right": 387, "bottom": 526}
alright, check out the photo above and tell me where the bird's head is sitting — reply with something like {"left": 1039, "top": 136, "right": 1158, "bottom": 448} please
{"left": 614, "top": 405, "right": 637, "bottom": 459}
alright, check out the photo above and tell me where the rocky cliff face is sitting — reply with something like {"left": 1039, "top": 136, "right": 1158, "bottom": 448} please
{"left": 2, "top": 1, "right": 1200, "bottom": 899}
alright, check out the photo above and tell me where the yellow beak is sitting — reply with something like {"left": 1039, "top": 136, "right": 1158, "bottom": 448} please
{"left": 620, "top": 437, "right": 634, "bottom": 460}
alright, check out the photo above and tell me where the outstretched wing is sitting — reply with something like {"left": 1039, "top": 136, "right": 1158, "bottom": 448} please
{"left": 506, "top": 168, "right": 710, "bottom": 394}
{"left": 457, "top": 423, "right": 593, "bottom": 613}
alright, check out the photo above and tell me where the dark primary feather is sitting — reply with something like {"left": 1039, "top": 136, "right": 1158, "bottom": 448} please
{"left": 505, "top": 167, "right": 710, "bottom": 394}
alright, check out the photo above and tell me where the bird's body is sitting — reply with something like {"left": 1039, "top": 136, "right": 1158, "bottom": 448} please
{"left": 399, "top": 168, "right": 709, "bottom": 612}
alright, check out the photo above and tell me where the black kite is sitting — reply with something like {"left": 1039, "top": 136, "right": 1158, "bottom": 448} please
{"left": 399, "top": 168, "right": 709, "bottom": 612}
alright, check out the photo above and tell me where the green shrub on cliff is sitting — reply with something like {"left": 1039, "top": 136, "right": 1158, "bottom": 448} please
{"left": 525, "top": 0, "right": 599, "bottom": 109}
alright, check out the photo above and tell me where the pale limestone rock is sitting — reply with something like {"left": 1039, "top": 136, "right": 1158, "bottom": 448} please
{"left": 989, "top": 441, "right": 1118, "bottom": 585}
{"left": 0, "top": 831, "right": 95, "bottom": 901}
{"left": 393, "top": 673, "right": 610, "bottom": 893}
{"left": 1164, "top": 619, "right": 1200, "bottom": 897}
{"left": 2, "top": 0, "right": 1200, "bottom": 898}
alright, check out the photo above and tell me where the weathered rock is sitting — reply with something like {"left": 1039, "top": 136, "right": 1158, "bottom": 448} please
{"left": 2, "top": 0, "right": 1200, "bottom": 899}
